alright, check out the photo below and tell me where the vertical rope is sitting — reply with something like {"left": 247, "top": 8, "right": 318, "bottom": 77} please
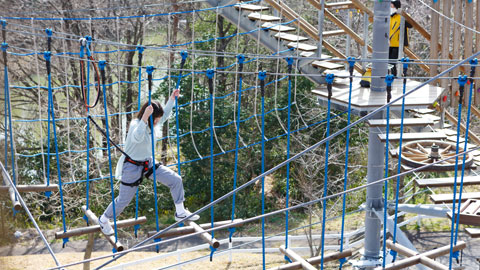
{"left": 258, "top": 70, "right": 267, "bottom": 270}
{"left": 134, "top": 45, "right": 144, "bottom": 238}
{"left": 175, "top": 51, "right": 188, "bottom": 175}
{"left": 382, "top": 74, "right": 395, "bottom": 268}
{"left": 448, "top": 74, "right": 469, "bottom": 269}
{"left": 44, "top": 51, "right": 68, "bottom": 246}
{"left": 320, "top": 73, "right": 334, "bottom": 270}
{"left": 339, "top": 57, "right": 356, "bottom": 270}
{"left": 189, "top": 10, "right": 203, "bottom": 160}
{"left": 284, "top": 57, "right": 294, "bottom": 253}
{"left": 206, "top": 68, "right": 216, "bottom": 261}
{"left": 98, "top": 61, "right": 119, "bottom": 250}
{"left": 229, "top": 54, "right": 245, "bottom": 242}
{"left": 146, "top": 65, "right": 161, "bottom": 252}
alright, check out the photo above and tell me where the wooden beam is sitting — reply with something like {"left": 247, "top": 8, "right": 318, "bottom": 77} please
{"left": 81, "top": 206, "right": 125, "bottom": 252}
{"left": 415, "top": 176, "right": 480, "bottom": 188}
{"left": 443, "top": 109, "right": 480, "bottom": 145}
{"left": 148, "top": 219, "right": 244, "bottom": 239}
{"left": 387, "top": 239, "right": 466, "bottom": 259}
{"left": 280, "top": 245, "right": 316, "bottom": 270}
{"left": 350, "top": 0, "right": 373, "bottom": 18}
{"left": 185, "top": 220, "right": 220, "bottom": 249}
{"left": 471, "top": 106, "right": 480, "bottom": 119}
{"left": 55, "top": 216, "right": 147, "bottom": 239}
{"left": 440, "top": 0, "right": 452, "bottom": 104}
{"left": 452, "top": 0, "right": 462, "bottom": 92}
{"left": 0, "top": 184, "right": 59, "bottom": 193}
{"left": 430, "top": 0, "right": 440, "bottom": 79}
{"left": 465, "top": 227, "right": 480, "bottom": 238}
{"left": 322, "top": 30, "right": 345, "bottom": 37}
{"left": 377, "top": 132, "right": 447, "bottom": 143}
{"left": 324, "top": 1, "right": 353, "bottom": 10}
{"left": 430, "top": 192, "right": 480, "bottom": 204}
{"left": 1, "top": 171, "right": 21, "bottom": 211}
{"left": 269, "top": 250, "right": 352, "bottom": 270}
{"left": 248, "top": 13, "right": 282, "bottom": 22}
{"left": 367, "top": 118, "right": 434, "bottom": 128}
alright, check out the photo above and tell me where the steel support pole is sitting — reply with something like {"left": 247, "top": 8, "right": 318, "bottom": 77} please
{"left": 370, "top": 1, "right": 390, "bottom": 91}
{"left": 317, "top": 0, "right": 325, "bottom": 58}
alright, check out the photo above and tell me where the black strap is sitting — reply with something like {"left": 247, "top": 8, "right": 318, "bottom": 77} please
{"left": 121, "top": 163, "right": 161, "bottom": 187}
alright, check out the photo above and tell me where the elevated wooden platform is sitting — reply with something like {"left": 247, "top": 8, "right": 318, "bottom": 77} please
{"left": 367, "top": 118, "right": 434, "bottom": 128}
{"left": 430, "top": 192, "right": 480, "bottom": 204}
{"left": 312, "top": 70, "right": 446, "bottom": 115}
{"left": 415, "top": 176, "right": 480, "bottom": 188}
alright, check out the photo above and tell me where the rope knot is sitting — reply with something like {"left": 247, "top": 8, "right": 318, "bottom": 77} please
{"left": 45, "top": 28, "right": 53, "bottom": 37}
{"left": 43, "top": 51, "right": 51, "bottom": 61}
{"left": 206, "top": 68, "right": 215, "bottom": 79}
{"left": 385, "top": 74, "right": 395, "bottom": 86}
{"left": 146, "top": 65, "right": 155, "bottom": 75}
{"left": 325, "top": 73, "right": 335, "bottom": 84}
{"left": 180, "top": 50, "right": 188, "bottom": 60}
{"left": 458, "top": 75, "right": 468, "bottom": 87}
{"left": 401, "top": 57, "right": 410, "bottom": 69}
{"left": 347, "top": 57, "right": 355, "bottom": 75}
{"left": 98, "top": 60, "right": 107, "bottom": 71}
{"left": 258, "top": 70, "right": 267, "bottom": 81}
{"left": 286, "top": 57, "right": 294, "bottom": 66}
{"left": 136, "top": 45, "right": 144, "bottom": 54}
{"left": 0, "top": 20, "right": 6, "bottom": 28}
{"left": 237, "top": 54, "right": 245, "bottom": 64}
{"left": 1, "top": 42, "right": 8, "bottom": 52}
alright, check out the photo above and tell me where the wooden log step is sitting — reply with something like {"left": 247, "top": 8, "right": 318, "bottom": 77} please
{"left": 430, "top": 192, "right": 480, "bottom": 204}
{"left": 186, "top": 220, "right": 220, "bottom": 248}
{"left": 261, "top": 22, "right": 295, "bottom": 32}
{"left": 311, "top": 60, "right": 344, "bottom": 70}
{"left": 55, "top": 216, "right": 147, "bottom": 239}
{"left": 367, "top": 118, "right": 435, "bottom": 128}
{"left": 465, "top": 227, "right": 480, "bottom": 238}
{"left": 234, "top": 4, "right": 269, "bottom": 11}
{"left": 280, "top": 245, "right": 316, "bottom": 270}
{"left": 415, "top": 176, "right": 480, "bottom": 188}
{"left": 268, "top": 250, "right": 352, "bottom": 270}
{"left": 299, "top": 51, "right": 332, "bottom": 58}
{"left": 248, "top": 13, "right": 282, "bottom": 22}
{"left": 325, "top": 1, "right": 354, "bottom": 9}
{"left": 148, "top": 219, "right": 243, "bottom": 239}
{"left": 323, "top": 29, "right": 346, "bottom": 37}
{"left": 287, "top": 42, "right": 318, "bottom": 51}
{"left": 2, "top": 171, "right": 21, "bottom": 211}
{"left": 274, "top": 32, "right": 309, "bottom": 42}
{"left": 378, "top": 132, "right": 447, "bottom": 143}
{"left": 0, "top": 184, "right": 59, "bottom": 193}
{"left": 81, "top": 206, "right": 125, "bottom": 252}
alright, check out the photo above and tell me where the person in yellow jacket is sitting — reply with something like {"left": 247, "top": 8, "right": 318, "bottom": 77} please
{"left": 389, "top": 0, "right": 412, "bottom": 76}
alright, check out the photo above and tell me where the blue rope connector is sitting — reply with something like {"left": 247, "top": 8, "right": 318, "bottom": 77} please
{"left": 347, "top": 57, "right": 355, "bottom": 67}
{"left": 228, "top": 227, "right": 236, "bottom": 241}
{"left": 389, "top": 249, "right": 398, "bottom": 262}
{"left": 136, "top": 45, "right": 145, "bottom": 54}
{"left": 134, "top": 224, "right": 140, "bottom": 238}
{"left": 339, "top": 257, "right": 347, "bottom": 266}
{"left": 470, "top": 58, "right": 478, "bottom": 66}
{"left": 286, "top": 56, "right": 294, "bottom": 66}
{"left": 206, "top": 68, "right": 215, "bottom": 79}
{"left": 62, "top": 237, "right": 69, "bottom": 248}
{"left": 178, "top": 222, "right": 184, "bottom": 227}
{"left": 112, "top": 247, "right": 117, "bottom": 254}
{"left": 458, "top": 75, "right": 468, "bottom": 87}
{"left": 43, "top": 51, "right": 51, "bottom": 62}
{"left": 385, "top": 74, "right": 395, "bottom": 87}
{"left": 98, "top": 60, "right": 106, "bottom": 71}
{"left": 45, "top": 28, "right": 53, "bottom": 37}
{"left": 325, "top": 73, "right": 335, "bottom": 84}
{"left": 146, "top": 65, "right": 155, "bottom": 75}
{"left": 452, "top": 250, "right": 460, "bottom": 259}
{"left": 1, "top": 42, "right": 8, "bottom": 52}
{"left": 209, "top": 245, "right": 216, "bottom": 262}
{"left": 180, "top": 50, "right": 188, "bottom": 60}
{"left": 0, "top": 20, "right": 6, "bottom": 27}
{"left": 258, "top": 70, "right": 267, "bottom": 81}
{"left": 284, "top": 255, "right": 292, "bottom": 263}
{"left": 85, "top": 35, "right": 92, "bottom": 42}
{"left": 44, "top": 191, "right": 51, "bottom": 198}
{"left": 401, "top": 57, "right": 410, "bottom": 69}
{"left": 82, "top": 214, "right": 89, "bottom": 225}
{"left": 237, "top": 54, "right": 245, "bottom": 64}
{"left": 154, "top": 238, "right": 161, "bottom": 253}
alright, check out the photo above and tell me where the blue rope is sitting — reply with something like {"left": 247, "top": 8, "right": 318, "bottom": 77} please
{"left": 390, "top": 58, "right": 411, "bottom": 262}
{"left": 206, "top": 68, "right": 216, "bottom": 261}
{"left": 98, "top": 61, "right": 119, "bottom": 244}
{"left": 320, "top": 73, "right": 334, "bottom": 270}
{"left": 258, "top": 70, "right": 267, "bottom": 270}
{"left": 448, "top": 74, "right": 469, "bottom": 269}
{"left": 339, "top": 57, "right": 356, "bottom": 270}
{"left": 229, "top": 54, "right": 245, "bottom": 241}
{"left": 134, "top": 45, "right": 144, "bottom": 238}
{"left": 175, "top": 51, "right": 188, "bottom": 176}
{"left": 44, "top": 51, "right": 69, "bottom": 246}
{"left": 284, "top": 57, "right": 294, "bottom": 253}
{"left": 382, "top": 74, "right": 396, "bottom": 268}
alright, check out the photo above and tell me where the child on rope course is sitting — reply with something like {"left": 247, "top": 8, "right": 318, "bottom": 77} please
{"left": 98, "top": 89, "right": 199, "bottom": 236}
{"left": 389, "top": 0, "right": 412, "bottom": 77}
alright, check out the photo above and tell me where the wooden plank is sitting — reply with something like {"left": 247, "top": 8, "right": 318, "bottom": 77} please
{"left": 415, "top": 176, "right": 480, "bottom": 188}
{"left": 410, "top": 108, "right": 436, "bottom": 114}
{"left": 268, "top": 250, "right": 352, "bottom": 270}
{"left": 323, "top": 29, "right": 345, "bottom": 37}
{"left": 234, "top": 4, "right": 269, "bottom": 11}
{"left": 324, "top": 1, "right": 353, "bottom": 10}
{"left": 299, "top": 51, "right": 331, "bottom": 58}
{"left": 81, "top": 206, "right": 124, "bottom": 252}
{"left": 367, "top": 118, "right": 434, "bottom": 128}
{"left": 0, "top": 184, "right": 59, "bottom": 193}
{"left": 55, "top": 216, "right": 147, "bottom": 239}
{"left": 430, "top": 0, "right": 440, "bottom": 79}
{"left": 287, "top": 42, "right": 317, "bottom": 51}
{"left": 248, "top": 13, "right": 282, "bottom": 22}
{"left": 274, "top": 32, "right": 308, "bottom": 42}
{"left": 430, "top": 192, "right": 480, "bottom": 204}
{"left": 378, "top": 132, "right": 446, "bottom": 143}
{"left": 1, "top": 171, "right": 21, "bottom": 211}
{"left": 311, "top": 60, "right": 343, "bottom": 70}
{"left": 148, "top": 219, "right": 244, "bottom": 239}
{"left": 261, "top": 22, "right": 295, "bottom": 32}
{"left": 185, "top": 220, "right": 220, "bottom": 248}
{"left": 280, "top": 245, "right": 316, "bottom": 270}
{"left": 444, "top": 109, "right": 480, "bottom": 145}
{"left": 465, "top": 227, "right": 480, "bottom": 238}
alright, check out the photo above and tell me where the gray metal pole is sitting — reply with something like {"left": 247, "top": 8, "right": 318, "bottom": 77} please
{"left": 370, "top": 1, "right": 390, "bottom": 91}
{"left": 317, "top": 0, "right": 325, "bottom": 58}
{"left": 362, "top": 13, "right": 369, "bottom": 70}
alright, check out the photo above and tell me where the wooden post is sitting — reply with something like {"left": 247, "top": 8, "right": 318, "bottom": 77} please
{"left": 464, "top": 0, "right": 474, "bottom": 105}
{"left": 268, "top": 250, "right": 352, "bottom": 270}
{"left": 452, "top": 0, "right": 462, "bottom": 87}
{"left": 148, "top": 219, "right": 243, "bottom": 239}
{"left": 2, "top": 171, "right": 21, "bottom": 211}
{"left": 83, "top": 233, "right": 95, "bottom": 270}
{"left": 55, "top": 216, "right": 147, "bottom": 239}
{"left": 185, "top": 220, "right": 220, "bottom": 249}
{"left": 279, "top": 245, "right": 316, "bottom": 270}
{"left": 81, "top": 206, "right": 124, "bottom": 252}
{"left": 475, "top": 0, "right": 480, "bottom": 106}
{"left": 430, "top": 0, "right": 440, "bottom": 82}
{"left": 0, "top": 184, "right": 59, "bottom": 193}
{"left": 440, "top": 0, "right": 452, "bottom": 106}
